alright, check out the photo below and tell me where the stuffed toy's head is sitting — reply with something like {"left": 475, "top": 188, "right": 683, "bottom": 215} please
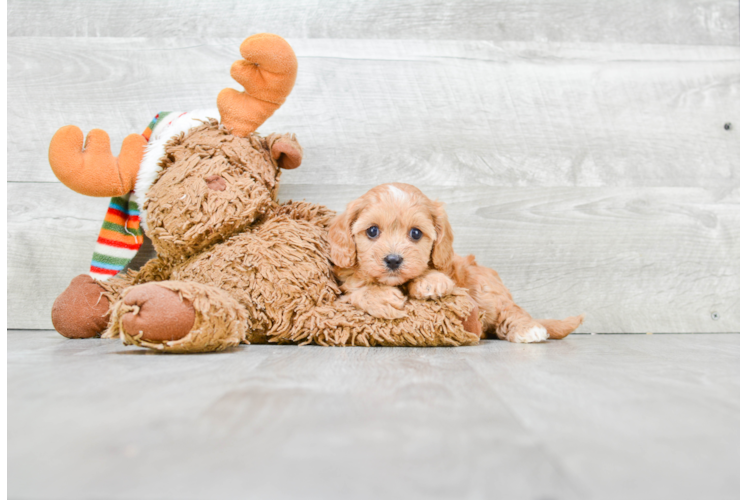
{"left": 46, "top": 33, "right": 301, "bottom": 273}
{"left": 144, "top": 122, "right": 302, "bottom": 260}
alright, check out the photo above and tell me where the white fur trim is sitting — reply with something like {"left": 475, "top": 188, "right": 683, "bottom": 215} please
{"left": 134, "top": 109, "right": 220, "bottom": 230}
{"left": 93, "top": 243, "right": 140, "bottom": 259}
{"left": 90, "top": 272, "right": 115, "bottom": 281}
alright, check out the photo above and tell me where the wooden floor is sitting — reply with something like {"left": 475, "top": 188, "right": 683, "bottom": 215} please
{"left": 8, "top": 331, "right": 738, "bottom": 500}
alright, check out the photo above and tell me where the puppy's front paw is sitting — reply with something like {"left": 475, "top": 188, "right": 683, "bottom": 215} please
{"left": 344, "top": 286, "right": 407, "bottom": 320}
{"left": 506, "top": 325, "right": 549, "bottom": 343}
{"left": 408, "top": 271, "right": 455, "bottom": 300}
{"left": 365, "top": 287, "right": 408, "bottom": 319}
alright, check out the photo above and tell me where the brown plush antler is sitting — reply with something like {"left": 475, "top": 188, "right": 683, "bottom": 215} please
{"left": 217, "top": 33, "right": 298, "bottom": 137}
{"left": 48, "top": 126, "right": 146, "bottom": 197}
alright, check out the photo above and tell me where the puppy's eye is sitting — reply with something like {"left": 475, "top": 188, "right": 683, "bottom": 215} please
{"left": 366, "top": 226, "right": 380, "bottom": 239}
{"left": 409, "top": 228, "right": 423, "bottom": 241}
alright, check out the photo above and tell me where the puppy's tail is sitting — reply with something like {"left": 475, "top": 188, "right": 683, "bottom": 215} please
{"left": 538, "top": 314, "right": 585, "bottom": 339}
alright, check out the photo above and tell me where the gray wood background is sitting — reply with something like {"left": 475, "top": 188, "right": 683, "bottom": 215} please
{"left": 8, "top": 0, "right": 739, "bottom": 333}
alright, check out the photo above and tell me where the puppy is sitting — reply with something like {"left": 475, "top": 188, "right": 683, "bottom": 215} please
{"left": 328, "top": 183, "right": 583, "bottom": 343}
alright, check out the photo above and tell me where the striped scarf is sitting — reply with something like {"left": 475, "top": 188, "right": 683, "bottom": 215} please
{"left": 89, "top": 195, "right": 144, "bottom": 280}
{"left": 89, "top": 112, "right": 176, "bottom": 280}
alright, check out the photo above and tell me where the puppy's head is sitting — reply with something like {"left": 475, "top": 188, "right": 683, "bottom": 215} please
{"left": 328, "top": 183, "right": 454, "bottom": 286}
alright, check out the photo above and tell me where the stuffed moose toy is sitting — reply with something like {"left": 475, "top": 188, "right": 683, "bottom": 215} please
{"left": 49, "top": 34, "right": 482, "bottom": 353}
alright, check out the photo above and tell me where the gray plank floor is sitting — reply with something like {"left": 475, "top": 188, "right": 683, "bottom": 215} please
{"left": 8, "top": 331, "right": 738, "bottom": 500}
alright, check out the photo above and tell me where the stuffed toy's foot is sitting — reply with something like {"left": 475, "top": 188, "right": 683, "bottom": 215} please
{"left": 51, "top": 274, "right": 111, "bottom": 338}
{"left": 461, "top": 306, "right": 482, "bottom": 337}
{"left": 119, "top": 283, "right": 196, "bottom": 342}
{"left": 104, "top": 281, "right": 248, "bottom": 353}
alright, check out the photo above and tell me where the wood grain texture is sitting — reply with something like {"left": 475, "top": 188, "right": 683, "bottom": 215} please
{"left": 8, "top": 182, "right": 738, "bottom": 333}
{"left": 7, "top": 0, "right": 739, "bottom": 46}
{"left": 7, "top": 0, "right": 739, "bottom": 336}
{"left": 8, "top": 331, "right": 739, "bottom": 500}
{"left": 9, "top": 38, "right": 738, "bottom": 187}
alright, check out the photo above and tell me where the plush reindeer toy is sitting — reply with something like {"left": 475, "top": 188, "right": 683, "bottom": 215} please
{"left": 49, "top": 34, "right": 482, "bottom": 353}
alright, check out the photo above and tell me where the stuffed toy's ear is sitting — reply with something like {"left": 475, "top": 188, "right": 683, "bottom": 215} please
{"left": 48, "top": 125, "right": 146, "bottom": 197}
{"left": 217, "top": 33, "right": 298, "bottom": 137}
{"left": 267, "top": 133, "right": 303, "bottom": 170}
{"left": 429, "top": 200, "right": 455, "bottom": 272}
{"left": 328, "top": 197, "right": 367, "bottom": 269}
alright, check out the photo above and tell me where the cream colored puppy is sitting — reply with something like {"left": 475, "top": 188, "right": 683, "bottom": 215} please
{"left": 328, "top": 183, "right": 583, "bottom": 343}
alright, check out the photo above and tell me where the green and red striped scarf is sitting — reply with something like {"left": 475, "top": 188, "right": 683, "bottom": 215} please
{"left": 89, "top": 112, "right": 175, "bottom": 280}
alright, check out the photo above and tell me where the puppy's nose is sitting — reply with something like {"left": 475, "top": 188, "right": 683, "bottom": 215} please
{"left": 384, "top": 254, "right": 404, "bottom": 271}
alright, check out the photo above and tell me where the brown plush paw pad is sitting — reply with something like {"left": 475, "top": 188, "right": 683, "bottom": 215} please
{"left": 51, "top": 274, "right": 110, "bottom": 339}
{"left": 121, "top": 284, "right": 196, "bottom": 342}
{"left": 461, "top": 306, "right": 482, "bottom": 337}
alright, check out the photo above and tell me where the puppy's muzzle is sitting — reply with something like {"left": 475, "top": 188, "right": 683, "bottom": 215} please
{"left": 384, "top": 254, "right": 404, "bottom": 271}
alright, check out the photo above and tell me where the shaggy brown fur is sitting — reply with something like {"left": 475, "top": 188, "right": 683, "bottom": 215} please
{"left": 51, "top": 121, "right": 481, "bottom": 352}
{"left": 290, "top": 289, "right": 478, "bottom": 347}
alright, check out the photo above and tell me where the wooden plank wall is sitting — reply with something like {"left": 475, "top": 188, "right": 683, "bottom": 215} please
{"left": 8, "top": 1, "right": 739, "bottom": 333}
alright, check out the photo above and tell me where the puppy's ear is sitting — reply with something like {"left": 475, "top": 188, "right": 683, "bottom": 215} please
{"left": 328, "top": 197, "right": 366, "bottom": 268}
{"left": 429, "top": 200, "right": 455, "bottom": 272}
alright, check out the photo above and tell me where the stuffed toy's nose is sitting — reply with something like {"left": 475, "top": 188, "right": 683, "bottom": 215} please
{"left": 205, "top": 175, "right": 227, "bottom": 191}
